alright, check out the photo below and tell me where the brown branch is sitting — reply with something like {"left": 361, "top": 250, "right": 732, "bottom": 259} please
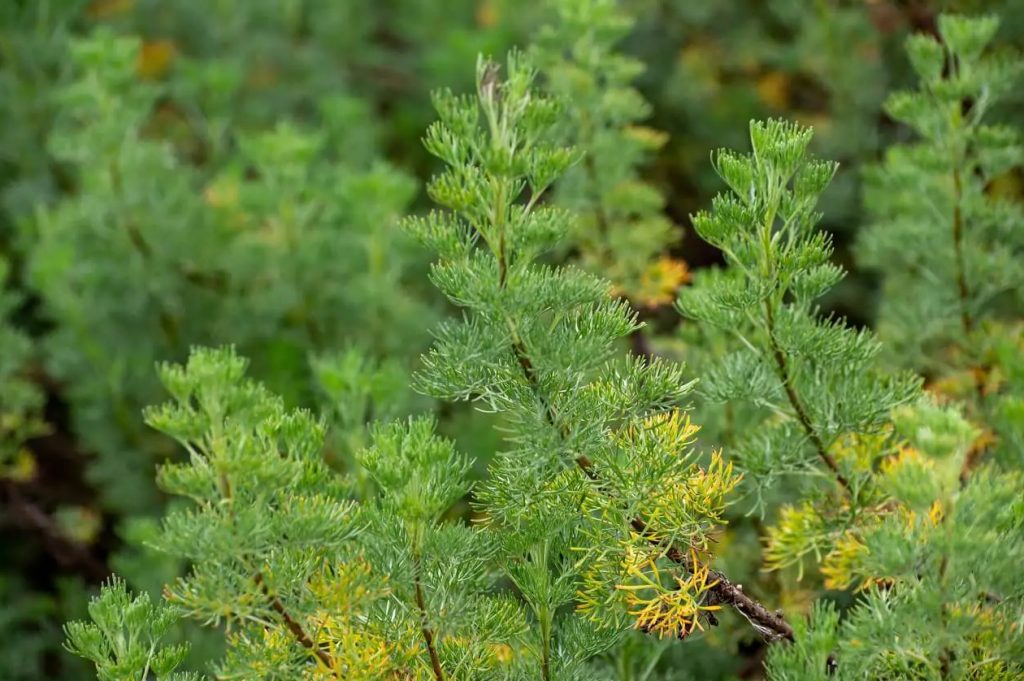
{"left": 763, "top": 301, "right": 851, "bottom": 493}
{"left": 235, "top": 473, "right": 331, "bottom": 669}
{"left": 643, "top": 513, "right": 792, "bottom": 641}
{"left": 578, "top": 455, "right": 794, "bottom": 642}
{"left": 253, "top": 572, "right": 333, "bottom": 670}
{"left": 412, "top": 554, "right": 445, "bottom": 681}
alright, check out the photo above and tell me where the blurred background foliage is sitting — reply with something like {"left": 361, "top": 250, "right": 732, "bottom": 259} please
{"left": 0, "top": 0, "right": 1021, "bottom": 678}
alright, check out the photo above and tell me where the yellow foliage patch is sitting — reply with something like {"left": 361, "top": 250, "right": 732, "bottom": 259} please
{"left": 637, "top": 257, "right": 690, "bottom": 308}
{"left": 137, "top": 40, "right": 176, "bottom": 80}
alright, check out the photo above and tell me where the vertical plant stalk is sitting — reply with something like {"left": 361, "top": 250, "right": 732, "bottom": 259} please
{"left": 582, "top": 149, "right": 613, "bottom": 242}
{"left": 539, "top": 603, "right": 553, "bottom": 681}
{"left": 950, "top": 155, "right": 988, "bottom": 475}
{"left": 580, "top": 117, "right": 654, "bottom": 362}
{"left": 763, "top": 300, "right": 852, "bottom": 493}
{"left": 756, "top": 194, "right": 850, "bottom": 495}
{"left": 412, "top": 548, "right": 445, "bottom": 681}
{"left": 216, "top": 455, "right": 335, "bottom": 672}
{"left": 530, "top": 541, "right": 555, "bottom": 681}
{"left": 950, "top": 165, "right": 974, "bottom": 337}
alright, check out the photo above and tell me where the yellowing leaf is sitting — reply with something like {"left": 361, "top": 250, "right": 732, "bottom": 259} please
{"left": 636, "top": 257, "right": 690, "bottom": 308}
{"left": 756, "top": 71, "right": 791, "bottom": 110}
{"left": 136, "top": 40, "right": 176, "bottom": 80}
{"left": 821, "top": 532, "right": 870, "bottom": 591}
{"left": 87, "top": 0, "right": 135, "bottom": 19}
{"left": 3, "top": 448, "right": 38, "bottom": 482}
{"left": 476, "top": 0, "right": 500, "bottom": 28}
{"left": 624, "top": 125, "right": 669, "bottom": 151}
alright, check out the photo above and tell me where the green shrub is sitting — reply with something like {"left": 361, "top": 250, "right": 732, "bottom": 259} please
{"left": 0, "top": 2, "right": 1020, "bottom": 679}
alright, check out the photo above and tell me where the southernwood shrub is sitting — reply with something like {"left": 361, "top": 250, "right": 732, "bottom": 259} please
{"left": 27, "top": 29, "right": 435, "bottom": 518}
{"left": 60, "top": 12, "right": 1024, "bottom": 680}
{"left": 0, "top": 1, "right": 1019, "bottom": 679}
{"left": 533, "top": 0, "right": 683, "bottom": 311}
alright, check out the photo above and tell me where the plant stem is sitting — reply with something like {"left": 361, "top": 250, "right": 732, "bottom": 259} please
{"left": 950, "top": 165, "right": 974, "bottom": 337}
{"left": 756, "top": 184, "right": 849, "bottom": 494}
{"left": 763, "top": 299, "right": 851, "bottom": 493}
{"left": 535, "top": 541, "right": 554, "bottom": 681}
{"left": 412, "top": 546, "right": 445, "bottom": 681}
{"left": 540, "top": 607, "right": 553, "bottom": 681}
{"left": 253, "top": 572, "right": 333, "bottom": 670}
{"left": 222, "top": 452, "right": 335, "bottom": 673}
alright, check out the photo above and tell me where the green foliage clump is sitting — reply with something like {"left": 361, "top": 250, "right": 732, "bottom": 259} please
{"left": 765, "top": 404, "right": 1024, "bottom": 679}
{"left": 139, "top": 346, "right": 519, "bottom": 678}
{"left": 411, "top": 51, "right": 760, "bottom": 672}
{"left": 857, "top": 14, "right": 1024, "bottom": 469}
{"left": 0, "top": 258, "right": 47, "bottom": 474}
{"left": 678, "top": 55, "right": 1024, "bottom": 675}
{"left": 0, "top": 2, "right": 1020, "bottom": 680}
{"left": 678, "top": 118, "right": 920, "bottom": 512}
{"left": 753, "top": 16, "right": 1024, "bottom": 680}
{"left": 534, "top": 0, "right": 684, "bottom": 309}
{"left": 64, "top": 577, "right": 198, "bottom": 681}
{"left": 25, "top": 30, "right": 432, "bottom": 514}
{"left": 64, "top": 53, "right": 774, "bottom": 680}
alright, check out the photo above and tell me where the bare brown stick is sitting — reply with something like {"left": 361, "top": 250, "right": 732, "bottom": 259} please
{"left": 637, "top": 513, "right": 792, "bottom": 641}
{"left": 578, "top": 454, "right": 794, "bottom": 642}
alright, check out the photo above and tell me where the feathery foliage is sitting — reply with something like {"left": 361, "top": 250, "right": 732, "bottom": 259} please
{"left": 122, "top": 347, "right": 520, "bottom": 679}
{"left": 857, "top": 14, "right": 1024, "bottom": 470}
{"left": 64, "top": 577, "right": 199, "bottom": 681}
{"left": 677, "top": 118, "right": 920, "bottom": 516}
{"left": 25, "top": 30, "right": 432, "bottom": 514}
{"left": 765, "top": 402, "right": 1024, "bottom": 679}
{"left": 0, "top": 3, "right": 1017, "bottom": 680}
{"left": 64, "top": 51, "right": 790, "bottom": 681}
{"left": 533, "top": 0, "right": 684, "bottom": 309}
{"left": 409, "top": 50, "right": 784, "bottom": 669}
{"left": 0, "top": 258, "right": 47, "bottom": 475}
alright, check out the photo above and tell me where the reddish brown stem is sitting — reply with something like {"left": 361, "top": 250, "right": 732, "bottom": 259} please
{"left": 254, "top": 572, "right": 333, "bottom": 670}
{"left": 763, "top": 301, "right": 851, "bottom": 493}
{"left": 413, "top": 554, "right": 445, "bottom": 681}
